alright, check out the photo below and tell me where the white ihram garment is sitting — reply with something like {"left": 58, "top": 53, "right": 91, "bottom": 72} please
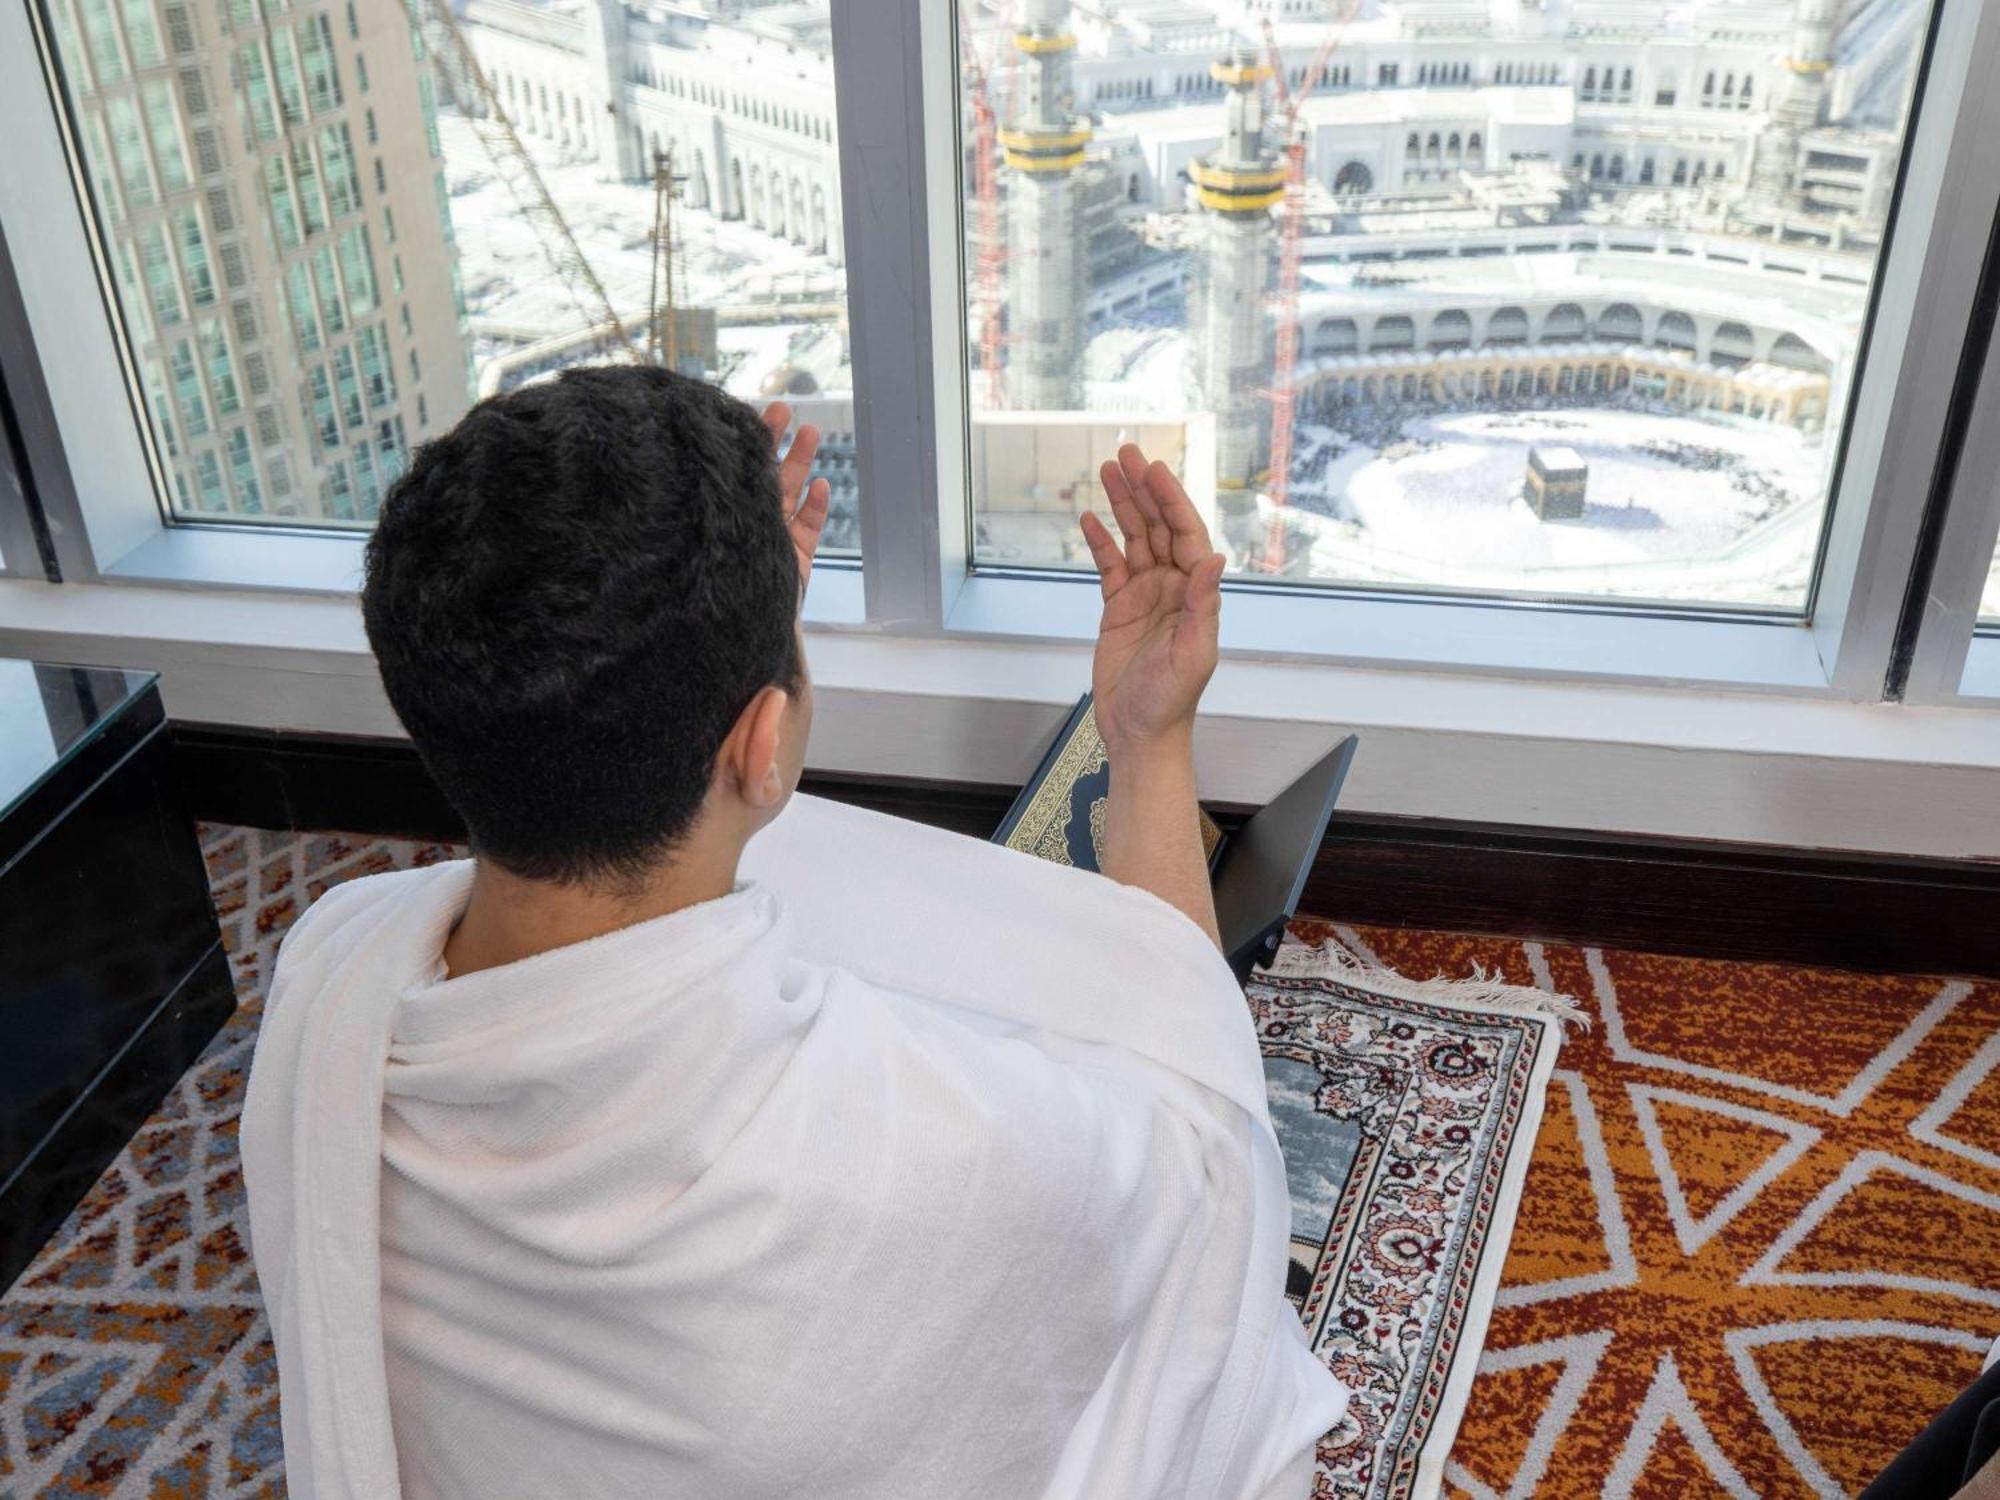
{"left": 241, "top": 792, "right": 1346, "bottom": 1499}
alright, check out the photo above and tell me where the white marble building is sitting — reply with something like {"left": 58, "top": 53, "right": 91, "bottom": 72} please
{"left": 463, "top": 0, "right": 844, "bottom": 264}
{"left": 457, "top": 0, "right": 1915, "bottom": 271}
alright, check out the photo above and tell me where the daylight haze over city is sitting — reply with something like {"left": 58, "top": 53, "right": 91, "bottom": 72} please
{"left": 49, "top": 0, "right": 1999, "bottom": 616}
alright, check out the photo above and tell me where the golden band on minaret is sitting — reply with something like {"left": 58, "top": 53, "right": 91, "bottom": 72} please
{"left": 1000, "top": 124, "right": 1092, "bottom": 172}
{"left": 1013, "top": 29, "right": 1076, "bottom": 55}
{"left": 1209, "top": 57, "right": 1271, "bottom": 88}
{"left": 1188, "top": 158, "right": 1286, "bottom": 213}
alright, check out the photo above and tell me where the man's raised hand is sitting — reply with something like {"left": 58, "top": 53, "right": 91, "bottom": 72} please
{"left": 764, "top": 400, "right": 830, "bottom": 594}
{"left": 1077, "top": 444, "right": 1226, "bottom": 760}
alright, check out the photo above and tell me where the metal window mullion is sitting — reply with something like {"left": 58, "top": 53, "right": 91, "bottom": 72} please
{"left": 829, "top": 0, "right": 956, "bottom": 633}
{"left": 0, "top": 224, "right": 65, "bottom": 579}
{"left": 1898, "top": 203, "right": 2000, "bottom": 704}
{"left": 1808, "top": 0, "right": 2000, "bottom": 700}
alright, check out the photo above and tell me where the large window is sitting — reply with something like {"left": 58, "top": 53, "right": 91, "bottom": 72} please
{"left": 35, "top": 0, "right": 856, "bottom": 545}
{"left": 6, "top": 0, "right": 2000, "bottom": 719}
{"left": 956, "top": 0, "right": 1932, "bottom": 613}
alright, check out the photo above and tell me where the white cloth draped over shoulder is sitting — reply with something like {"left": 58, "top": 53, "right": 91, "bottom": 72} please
{"left": 241, "top": 792, "right": 1347, "bottom": 1500}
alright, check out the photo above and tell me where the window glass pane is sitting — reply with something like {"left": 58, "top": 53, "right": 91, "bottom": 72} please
{"left": 1984, "top": 534, "right": 2000, "bottom": 626}
{"left": 41, "top": 0, "right": 854, "bottom": 538}
{"left": 959, "top": 0, "right": 1935, "bottom": 612}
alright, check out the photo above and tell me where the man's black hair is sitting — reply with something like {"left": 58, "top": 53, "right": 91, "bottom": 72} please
{"left": 363, "top": 364, "right": 801, "bottom": 886}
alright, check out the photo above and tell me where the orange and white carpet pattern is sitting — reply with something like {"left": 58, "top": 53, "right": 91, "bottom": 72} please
{"left": 1319, "top": 925, "right": 2000, "bottom": 1499}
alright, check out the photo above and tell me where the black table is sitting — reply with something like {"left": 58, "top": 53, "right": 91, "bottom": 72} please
{"left": 0, "top": 660, "right": 235, "bottom": 1290}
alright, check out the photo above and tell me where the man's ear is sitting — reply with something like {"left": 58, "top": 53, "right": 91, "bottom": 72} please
{"left": 723, "top": 684, "right": 792, "bottom": 810}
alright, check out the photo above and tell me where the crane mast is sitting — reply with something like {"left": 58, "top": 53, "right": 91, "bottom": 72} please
{"left": 1259, "top": 12, "right": 1353, "bottom": 571}
{"left": 646, "top": 147, "right": 688, "bottom": 371}
{"left": 407, "top": 0, "right": 637, "bottom": 361}
{"left": 963, "top": 40, "right": 1006, "bottom": 406}
{"left": 962, "top": 4, "right": 1012, "bottom": 407}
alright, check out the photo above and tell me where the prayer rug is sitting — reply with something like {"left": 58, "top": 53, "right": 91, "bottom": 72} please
{"left": 1257, "top": 923, "right": 1575, "bottom": 1500}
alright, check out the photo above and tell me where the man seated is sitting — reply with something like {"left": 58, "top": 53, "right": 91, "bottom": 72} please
{"left": 242, "top": 366, "right": 1347, "bottom": 1499}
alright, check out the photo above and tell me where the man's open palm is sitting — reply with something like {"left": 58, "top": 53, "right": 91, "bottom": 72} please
{"left": 1079, "top": 445, "right": 1227, "bottom": 755}
{"left": 764, "top": 401, "right": 830, "bottom": 595}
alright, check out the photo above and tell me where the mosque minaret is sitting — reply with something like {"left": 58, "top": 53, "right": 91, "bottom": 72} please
{"left": 1187, "top": 47, "right": 1285, "bottom": 495}
{"left": 1749, "top": 0, "right": 1838, "bottom": 206}
{"left": 1000, "top": 0, "right": 1093, "bottom": 410}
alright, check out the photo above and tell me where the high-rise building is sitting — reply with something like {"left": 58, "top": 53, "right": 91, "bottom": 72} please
{"left": 1000, "top": 0, "right": 1090, "bottom": 411}
{"left": 42, "top": 0, "right": 472, "bottom": 521}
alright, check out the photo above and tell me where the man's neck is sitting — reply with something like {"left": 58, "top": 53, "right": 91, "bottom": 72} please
{"left": 442, "top": 834, "right": 744, "bottom": 979}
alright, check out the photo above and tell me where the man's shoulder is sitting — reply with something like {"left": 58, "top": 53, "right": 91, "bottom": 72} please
{"left": 274, "top": 860, "right": 464, "bottom": 977}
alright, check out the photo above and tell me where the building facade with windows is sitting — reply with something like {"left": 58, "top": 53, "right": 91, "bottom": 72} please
{"left": 462, "top": 0, "right": 844, "bottom": 263}
{"left": 43, "top": 0, "right": 472, "bottom": 522}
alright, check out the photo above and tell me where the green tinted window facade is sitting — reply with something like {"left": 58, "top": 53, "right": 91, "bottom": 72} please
{"left": 145, "top": 365, "right": 179, "bottom": 458}
{"left": 263, "top": 153, "right": 299, "bottom": 246}
{"left": 284, "top": 260, "right": 319, "bottom": 350}
{"left": 176, "top": 206, "right": 213, "bottom": 305}
{"left": 119, "top": 0, "right": 163, "bottom": 68}
{"left": 194, "top": 449, "right": 225, "bottom": 508}
{"left": 78, "top": 0, "right": 126, "bottom": 84}
{"left": 226, "top": 426, "right": 261, "bottom": 509}
{"left": 169, "top": 338, "right": 208, "bottom": 436}
{"left": 307, "top": 363, "right": 337, "bottom": 446}
{"left": 82, "top": 114, "right": 123, "bottom": 220}
{"left": 290, "top": 137, "right": 324, "bottom": 235}
{"left": 237, "top": 45, "right": 276, "bottom": 140}
{"left": 335, "top": 224, "right": 374, "bottom": 316}
{"left": 202, "top": 319, "right": 239, "bottom": 414}
{"left": 141, "top": 79, "right": 189, "bottom": 190}
{"left": 321, "top": 123, "right": 359, "bottom": 215}
{"left": 299, "top": 16, "right": 342, "bottom": 113}
{"left": 356, "top": 322, "right": 393, "bottom": 408}
{"left": 332, "top": 344, "right": 360, "bottom": 428}
{"left": 139, "top": 221, "right": 180, "bottom": 324}
{"left": 311, "top": 244, "right": 344, "bottom": 333}
{"left": 105, "top": 94, "right": 153, "bottom": 208}
{"left": 271, "top": 30, "right": 306, "bottom": 126}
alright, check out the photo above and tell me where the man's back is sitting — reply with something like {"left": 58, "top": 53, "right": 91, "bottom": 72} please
{"left": 245, "top": 797, "right": 1346, "bottom": 1499}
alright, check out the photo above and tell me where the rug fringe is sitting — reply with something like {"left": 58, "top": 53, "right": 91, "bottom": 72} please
{"left": 1265, "top": 937, "right": 1590, "bottom": 1032}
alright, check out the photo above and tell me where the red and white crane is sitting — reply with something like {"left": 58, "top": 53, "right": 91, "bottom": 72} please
{"left": 1259, "top": 9, "right": 1356, "bottom": 570}
{"left": 962, "top": 5, "right": 1012, "bottom": 407}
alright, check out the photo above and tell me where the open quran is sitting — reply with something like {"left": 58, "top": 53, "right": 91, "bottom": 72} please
{"left": 994, "top": 692, "right": 1358, "bottom": 985}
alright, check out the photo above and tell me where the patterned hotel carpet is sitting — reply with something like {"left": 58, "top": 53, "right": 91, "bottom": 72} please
{"left": 2, "top": 828, "right": 1997, "bottom": 1497}
{"left": 1347, "top": 923, "right": 2000, "bottom": 1500}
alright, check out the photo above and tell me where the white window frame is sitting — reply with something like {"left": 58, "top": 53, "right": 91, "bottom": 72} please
{"left": 856, "top": 0, "right": 2000, "bottom": 700}
{"left": 0, "top": 0, "right": 871, "bottom": 620}
{"left": 5, "top": 0, "right": 2000, "bottom": 857}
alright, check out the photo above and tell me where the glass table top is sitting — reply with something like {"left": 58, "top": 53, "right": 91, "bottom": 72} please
{"left": 1, "top": 659, "right": 159, "bottom": 822}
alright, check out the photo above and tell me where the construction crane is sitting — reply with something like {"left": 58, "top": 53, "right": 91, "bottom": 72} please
{"left": 646, "top": 146, "right": 688, "bottom": 370}
{"left": 962, "top": 6, "right": 1009, "bottom": 407}
{"left": 1258, "top": 9, "right": 1356, "bottom": 571}
{"left": 406, "top": 0, "right": 638, "bottom": 361}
